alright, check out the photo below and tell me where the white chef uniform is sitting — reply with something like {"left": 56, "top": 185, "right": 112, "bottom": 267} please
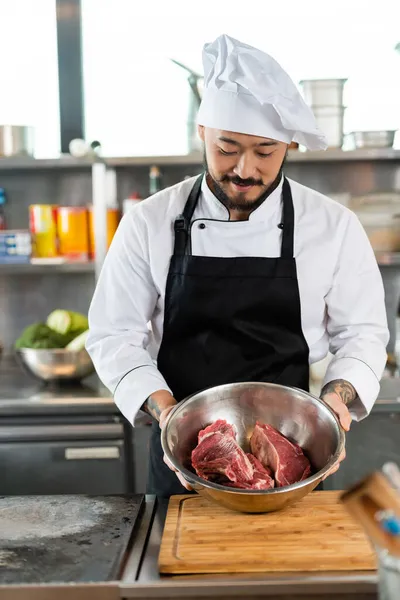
{"left": 86, "top": 35, "right": 389, "bottom": 426}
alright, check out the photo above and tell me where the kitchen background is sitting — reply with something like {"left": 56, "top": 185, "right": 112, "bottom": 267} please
{"left": 1, "top": 0, "right": 400, "bottom": 497}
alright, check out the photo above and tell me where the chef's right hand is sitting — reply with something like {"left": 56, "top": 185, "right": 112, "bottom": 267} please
{"left": 160, "top": 405, "right": 193, "bottom": 491}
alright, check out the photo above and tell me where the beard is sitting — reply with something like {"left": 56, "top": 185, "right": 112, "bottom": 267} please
{"left": 203, "top": 152, "right": 287, "bottom": 213}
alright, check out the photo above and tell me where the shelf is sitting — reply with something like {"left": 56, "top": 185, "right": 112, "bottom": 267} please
{"left": 1, "top": 148, "right": 400, "bottom": 172}
{"left": 106, "top": 153, "right": 203, "bottom": 167}
{"left": 0, "top": 261, "right": 95, "bottom": 274}
{"left": 288, "top": 147, "right": 400, "bottom": 163}
{"left": 0, "top": 253, "right": 396, "bottom": 274}
{"left": 0, "top": 156, "right": 95, "bottom": 171}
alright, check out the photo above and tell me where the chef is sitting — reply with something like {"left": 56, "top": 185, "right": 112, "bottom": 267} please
{"left": 87, "top": 34, "right": 389, "bottom": 497}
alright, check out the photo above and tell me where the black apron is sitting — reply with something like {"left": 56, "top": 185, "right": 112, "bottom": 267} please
{"left": 147, "top": 175, "right": 310, "bottom": 496}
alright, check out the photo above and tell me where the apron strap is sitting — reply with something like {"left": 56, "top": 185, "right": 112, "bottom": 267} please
{"left": 173, "top": 174, "right": 203, "bottom": 256}
{"left": 280, "top": 177, "right": 295, "bottom": 259}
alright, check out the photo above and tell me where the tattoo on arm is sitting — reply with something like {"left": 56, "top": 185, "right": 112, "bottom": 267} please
{"left": 321, "top": 379, "right": 357, "bottom": 406}
{"left": 142, "top": 395, "right": 162, "bottom": 420}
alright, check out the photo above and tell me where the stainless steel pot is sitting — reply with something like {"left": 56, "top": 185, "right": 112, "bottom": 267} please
{"left": 300, "top": 78, "right": 347, "bottom": 107}
{"left": 162, "top": 382, "right": 344, "bottom": 513}
{"left": 0, "top": 125, "right": 34, "bottom": 157}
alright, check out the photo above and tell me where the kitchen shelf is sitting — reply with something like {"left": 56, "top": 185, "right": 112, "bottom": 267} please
{"left": 1, "top": 148, "right": 400, "bottom": 171}
{"left": 0, "top": 261, "right": 95, "bottom": 274}
{"left": 0, "top": 156, "right": 95, "bottom": 171}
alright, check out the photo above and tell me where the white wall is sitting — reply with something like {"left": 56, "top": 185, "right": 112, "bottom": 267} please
{"left": 82, "top": 0, "right": 400, "bottom": 156}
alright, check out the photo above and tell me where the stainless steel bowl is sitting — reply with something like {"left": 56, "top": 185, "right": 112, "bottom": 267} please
{"left": 349, "top": 130, "right": 396, "bottom": 149}
{"left": 161, "top": 382, "right": 344, "bottom": 513}
{"left": 16, "top": 348, "right": 94, "bottom": 382}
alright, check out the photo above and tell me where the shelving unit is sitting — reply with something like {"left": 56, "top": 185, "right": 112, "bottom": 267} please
{"left": 1, "top": 147, "right": 400, "bottom": 353}
{"left": 1, "top": 147, "right": 400, "bottom": 172}
{"left": 0, "top": 262, "right": 95, "bottom": 275}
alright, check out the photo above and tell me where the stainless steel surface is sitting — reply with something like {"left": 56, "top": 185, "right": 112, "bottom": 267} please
{"left": 161, "top": 382, "right": 344, "bottom": 513}
{"left": 121, "top": 497, "right": 378, "bottom": 599}
{"left": 0, "top": 357, "right": 112, "bottom": 415}
{"left": 0, "top": 422, "right": 123, "bottom": 442}
{"left": 300, "top": 78, "right": 347, "bottom": 107}
{"left": 16, "top": 348, "right": 94, "bottom": 382}
{"left": 349, "top": 131, "right": 396, "bottom": 149}
{"left": 312, "top": 106, "right": 345, "bottom": 148}
{"left": 0, "top": 261, "right": 94, "bottom": 274}
{"left": 378, "top": 551, "right": 400, "bottom": 600}
{"left": 0, "top": 125, "right": 34, "bottom": 157}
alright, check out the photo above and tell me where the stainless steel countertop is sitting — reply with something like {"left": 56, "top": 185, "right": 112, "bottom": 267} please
{"left": 120, "top": 496, "right": 378, "bottom": 599}
{"left": 0, "top": 356, "right": 114, "bottom": 415}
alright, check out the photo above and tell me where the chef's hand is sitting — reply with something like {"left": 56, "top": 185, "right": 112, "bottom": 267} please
{"left": 320, "top": 379, "right": 355, "bottom": 480}
{"left": 159, "top": 403, "right": 193, "bottom": 491}
{"left": 143, "top": 390, "right": 191, "bottom": 489}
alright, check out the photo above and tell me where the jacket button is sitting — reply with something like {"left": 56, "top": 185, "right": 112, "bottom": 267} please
{"left": 199, "top": 223, "right": 206, "bottom": 229}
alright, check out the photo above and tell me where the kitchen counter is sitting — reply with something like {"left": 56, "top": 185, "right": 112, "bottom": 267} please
{"left": 119, "top": 496, "right": 378, "bottom": 599}
{"left": 0, "top": 495, "right": 379, "bottom": 599}
{"left": 0, "top": 357, "right": 115, "bottom": 415}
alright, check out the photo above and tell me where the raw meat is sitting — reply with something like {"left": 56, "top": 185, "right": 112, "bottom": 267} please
{"left": 225, "top": 454, "right": 275, "bottom": 490}
{"left": 191, "top": 420, "right": 274, "bottom": 490}
{"left": 191, "top": 426, "right": 254, "bottom": 484}
{"left": 250, "top": 422, "right": 311, "bottom": 487}
{"left": 197, "top": 419, "right": 236, "bottom": 442}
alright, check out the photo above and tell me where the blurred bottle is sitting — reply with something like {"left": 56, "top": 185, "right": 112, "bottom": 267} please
{"left": 149, "top": 166, "right": 162, "bottom": 195}
{"left": 0, "top": 188, "right": 6, "bottom": 230}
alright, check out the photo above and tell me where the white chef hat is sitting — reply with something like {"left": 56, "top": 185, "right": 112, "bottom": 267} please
{"left": 197, "top": 34, "right": 327, "bottom": 151}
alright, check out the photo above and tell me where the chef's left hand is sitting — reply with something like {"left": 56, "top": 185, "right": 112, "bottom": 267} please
{"left": 160, "top": 405, "right": 193, "bottom": 491}
{"left": 320, "top": 391, "right": 351, "bottom": 480}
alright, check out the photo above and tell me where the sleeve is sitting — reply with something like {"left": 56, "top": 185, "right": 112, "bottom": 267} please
{"left": 322, "top": 211, "right": 389, "bottom": 420}
{"left": 86, "top": 211, "right": 172, "bottom": 425}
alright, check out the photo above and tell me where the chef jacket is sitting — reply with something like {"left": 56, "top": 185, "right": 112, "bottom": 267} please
{"left": 86, "top": 176, "right": 389, "bottom": 423}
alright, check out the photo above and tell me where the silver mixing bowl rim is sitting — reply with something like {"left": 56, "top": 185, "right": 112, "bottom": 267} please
{"left": 16, "top": 348, "right": 89, "bottom": 355}
{"left": 161, "top": 381, "right": 345, "bottom": 495}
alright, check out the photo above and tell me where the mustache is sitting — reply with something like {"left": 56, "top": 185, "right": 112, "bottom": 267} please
{"left": 219, "top": 174, "right": 263, "bottom": 187}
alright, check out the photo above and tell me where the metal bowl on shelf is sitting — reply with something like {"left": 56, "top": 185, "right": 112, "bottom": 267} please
{"left": 16, "top": 348, "right": 94, "bottom": 382}
{"left": 161, "top": 382, "right": 344, "bottom": 513}
{"left": 349, "top": 130, "right": 396, "bottom": 149}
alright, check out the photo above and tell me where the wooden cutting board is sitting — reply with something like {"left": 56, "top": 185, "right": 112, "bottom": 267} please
{"left": 159, "top": 492, "right": 376, "bottom": 574}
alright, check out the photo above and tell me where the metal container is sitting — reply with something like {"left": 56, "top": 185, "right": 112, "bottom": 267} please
{"left": 312, "top": 106, "right": 345, "bottom": 148}
{"left": 357, "top": 212, "right": 400, "bottom": 252}
{"left": 16, "top": 348, "right": 94, "bottom": 382}
{"left": 0, "top": 125, "right": 34, "bottom": 157}
{"left": 29, "top": 205, "right": 58, "bottom": 258}
{"left": 300, "top": 78, "right": 347, "bottom": 107}
{"left": 57, "top": 206, "right": 89, "bottom": 261}
{"left": 348, "top": 130, "right": 396, "bottom": 149}
{"left": 162, "top": 382, "right": 344, "bottom": 513}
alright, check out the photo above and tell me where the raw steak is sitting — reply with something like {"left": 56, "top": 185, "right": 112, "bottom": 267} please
{"left": 197, "top": 419, "right": 236, "bottom": 442}
{"left": 250, "top": 422, "right": 311, "bottom": 487}
{"left": 225, "top": 454, "right": 275, "bottom": 490}
{"left": 191, "top": 429, "right": 254, "bottom": 484}
{"left": 191, "top": 420, "right": 274, "bottom": 490}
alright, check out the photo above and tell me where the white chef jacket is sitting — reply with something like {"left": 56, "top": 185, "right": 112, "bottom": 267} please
{"left": 86, "top": 175, "right": 389, "bottom": 424}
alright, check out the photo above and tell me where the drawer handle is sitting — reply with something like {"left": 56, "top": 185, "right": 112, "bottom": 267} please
{"left": 65, "top": 447, "right": 120, "bottom": 460}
